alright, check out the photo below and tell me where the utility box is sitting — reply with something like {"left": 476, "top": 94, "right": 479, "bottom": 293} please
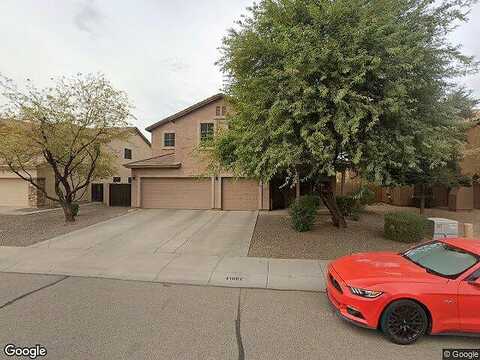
{"left": 425, "top": 218, "right": 459, "bottom": 240}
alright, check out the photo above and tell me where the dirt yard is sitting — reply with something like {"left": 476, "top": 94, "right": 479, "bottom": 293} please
{"left": 248, "top": 204, "right": 479, "bottom": 259}
{"left": 0, "top": 204, "right": 129, "bottom": 247}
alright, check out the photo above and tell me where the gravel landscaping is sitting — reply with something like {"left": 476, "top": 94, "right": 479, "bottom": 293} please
{"left": 248, "top": 204, "right": 479, "bottom": 260}
{"left": 0, "top": 204, "right": 129, "bottom": 247}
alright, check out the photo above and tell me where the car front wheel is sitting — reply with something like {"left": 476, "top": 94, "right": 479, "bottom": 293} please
{"left": 380, "top": 299, "right": 429, "bottom": 345}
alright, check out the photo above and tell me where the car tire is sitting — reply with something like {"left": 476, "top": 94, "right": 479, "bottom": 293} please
{"left": 380, "top": 299, "right": 429, "bottom": 345}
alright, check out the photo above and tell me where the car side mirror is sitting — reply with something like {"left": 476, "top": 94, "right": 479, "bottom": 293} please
{"left": 468, "top": 278, "right": 480, "bottom": 287}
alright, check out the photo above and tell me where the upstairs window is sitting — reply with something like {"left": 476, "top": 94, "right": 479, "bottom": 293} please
{"left": 200, "top": 123, "right": 214, "bottom": 143}
{"left": 164, "top": 132, "right": 175, "bottom": 147}
{"left": 216, "top": 106, "right": 221, "bottom": 116}
{"left": 124, "top": 148, "right": 132, "bottom": 159}
{"left": 221, "top": 106, "right": 227, "bottom": 116}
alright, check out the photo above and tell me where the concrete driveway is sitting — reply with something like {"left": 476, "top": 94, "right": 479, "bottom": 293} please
{"left": 0, "top": 209, "right": 328, "bottom": 291}
{"left": 33, "top": 209, "right": 258, "bottom": 257}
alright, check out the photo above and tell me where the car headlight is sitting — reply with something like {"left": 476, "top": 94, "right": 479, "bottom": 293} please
{"left": 349, "top": 287, "right": 383, "bottom": 298}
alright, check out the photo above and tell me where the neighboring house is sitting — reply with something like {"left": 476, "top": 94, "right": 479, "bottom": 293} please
{"left": 0, "top": 127, "right": 151, "bottom": 208}
{"left": 90, "top": 127, "right": 151, "bottom": 207}
{"left": 0, "top": 166, "right": 52, "bottom": 208}
{"left": 460, "top": 111, "right": 480, "bottom": 209}
{"left": 338, "top": 110, "right": 480, "bottom": 211}
{"left": 126, "top": 94, "right": 270, "bottom": 210}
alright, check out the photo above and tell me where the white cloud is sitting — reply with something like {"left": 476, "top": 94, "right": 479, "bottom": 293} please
{"left": 73, "top": 0, "right": 103, "bottom": 35}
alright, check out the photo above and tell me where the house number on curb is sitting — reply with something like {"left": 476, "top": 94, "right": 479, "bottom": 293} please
{"left": 226, "top": 276, "right": 243, "bottom": 281}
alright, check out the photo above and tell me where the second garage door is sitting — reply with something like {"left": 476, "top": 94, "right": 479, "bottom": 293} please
{"left": 141, "top": 177, "right": 211, "bottom": 209}
{"left": 0, "top": 178, "right": 29, "bottom": 207}
{"left": 222, "top": 178, "right": 259, "bottom": 210}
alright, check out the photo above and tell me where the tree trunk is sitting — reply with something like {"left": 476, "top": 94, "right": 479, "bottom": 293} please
{"left": 61, "top": 202, "right": 76, "bottom": 223}
{"left": 295, "top": 173, "right": 301, "bottom": 200}
{"left": 340, "top": 170, "right": 346, "bottom": 195}
{"left": 419, "top": 184, "right": 426, "bottom": 215}
{"left": 319, "top": 181, "right": 347, "bottom": 228}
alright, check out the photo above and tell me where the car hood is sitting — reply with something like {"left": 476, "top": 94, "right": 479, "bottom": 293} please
{"left": 330, "top": 252, "right": 447, "bottom": 287}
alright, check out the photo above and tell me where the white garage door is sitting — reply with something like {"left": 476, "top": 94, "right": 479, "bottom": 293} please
{"left": 0, "top": 178, "right": 29, "bottom": 207}
{"left": 141, "top": 178, "right": 211, "bottom": 209}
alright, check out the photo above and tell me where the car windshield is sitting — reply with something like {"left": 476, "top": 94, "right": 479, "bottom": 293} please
{"left": 402, "top": 241, "right": 479, "bottom": 278}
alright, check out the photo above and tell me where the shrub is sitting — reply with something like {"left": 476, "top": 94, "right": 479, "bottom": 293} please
{"left": 301, "top": 194, "right": 321, "bottom": 209}
{"left": 289, "top": 195, "right": 319, "bottom": 232}
{"left": 336, "top": 195, "right": 357, "bottom": 217}
{"left": 352, "top": 186, "right": 376, "bottom": 206}
{"left": 71, "top": 203, "right": 80, "bottom": 217}
{"left": 384, "top": 211, "right": 426, "bottom": 243}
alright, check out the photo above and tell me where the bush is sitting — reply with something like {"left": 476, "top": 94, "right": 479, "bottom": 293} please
{"left": 289, "top": 195, "right": 319, "bottom": 232}
{"left": 71, "top": 203, "right": 80, "bottom": 217}
{"left": 384, "top": 211, "right": 426, "bottom": 243}
{"left": 301, "top": 194, "right": 321, "bottom": 209}
{"left": 336, "top": 195, "right": 357, "bottom": 217}
{"left": 352, "top": 186, "right": 376, "bottom": 206}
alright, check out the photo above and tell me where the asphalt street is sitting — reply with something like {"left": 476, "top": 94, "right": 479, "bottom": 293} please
{"left": 0, "top": 273, "right": 477, "bottom": 360}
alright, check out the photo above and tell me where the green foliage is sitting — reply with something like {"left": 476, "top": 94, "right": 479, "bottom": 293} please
{"left": 384, "top": 212, "right": 426, "bottom": 243}
{"left": 71, "top": 203, "right": 80, "bottom": 217}
{"left": 214, "top": 0, "right": 477, "bottom": 188}
{"left": 301, "top": 194, "right": 321, "bottom": 209}
{"left": 289, "top": 195, "right": 319, "bottom": 232}
{"left": 336, "top": 196, "right": 357, "bottom": 217}
{"left": 351, "top": 186, "right": 376, "bottom": 206}
{"left": 336, "top": 194, "right": 366, "bottom": 221}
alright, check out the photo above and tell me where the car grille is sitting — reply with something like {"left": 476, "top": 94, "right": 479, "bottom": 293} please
{"left": 329, "top": 273, "right": 343, "bottom": 294}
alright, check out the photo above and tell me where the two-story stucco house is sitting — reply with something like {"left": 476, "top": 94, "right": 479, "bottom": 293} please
{"left": 126, "top": 94, "right": 270, "bottom": 210}
{"left": 90, "top": 127, "right": 152, "bottom": 207}
{"left": 0, "top": 127, "right": 151, "bottom": 208}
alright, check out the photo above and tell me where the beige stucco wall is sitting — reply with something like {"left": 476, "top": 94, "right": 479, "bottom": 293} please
{"left": 150, "top": 98, "right": 229, "bottom": 176}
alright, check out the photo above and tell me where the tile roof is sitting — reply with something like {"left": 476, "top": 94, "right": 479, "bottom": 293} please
{"left": 124, "top": 153, "right": 181, "bottom": 169}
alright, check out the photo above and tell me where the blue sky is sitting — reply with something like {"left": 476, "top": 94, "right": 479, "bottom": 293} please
{"left": 0, "top": 0, "right": 479, "bottom": 133}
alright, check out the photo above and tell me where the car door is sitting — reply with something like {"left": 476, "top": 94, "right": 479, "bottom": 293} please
{"left": 458, "top": 266, "right": 480, "bottom": 333}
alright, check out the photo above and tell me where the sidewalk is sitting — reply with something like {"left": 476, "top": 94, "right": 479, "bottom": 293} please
{"left": 0, "top": 246, "right": 328, "bottom": 292}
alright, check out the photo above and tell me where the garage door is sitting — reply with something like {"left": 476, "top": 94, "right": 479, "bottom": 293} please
{"left": 0, "top": 178, "right": 29, "bottom": 207}
{"left": 141, "top": 178, "right": 211, "bottom": 209}
{"left": 222, "top": 178, "right": 258, "bottom": 210}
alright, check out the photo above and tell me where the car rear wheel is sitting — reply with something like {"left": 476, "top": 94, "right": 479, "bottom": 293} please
{"left": 380, "top": 300, "right": 429, "bottom": 345}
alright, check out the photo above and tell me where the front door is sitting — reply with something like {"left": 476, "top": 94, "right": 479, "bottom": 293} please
{"left": 91, "top": 183, "right": 104, "bottom": 202}
{"left": 458, "top": 267, "right": 480, "bottom": 333}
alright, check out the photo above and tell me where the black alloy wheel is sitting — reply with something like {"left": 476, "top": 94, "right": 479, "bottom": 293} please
{"left": 380, "top": 300, "right": 429, "bottom": 345}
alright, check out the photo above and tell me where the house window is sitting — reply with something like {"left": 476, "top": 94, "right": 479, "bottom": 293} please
{"left": 124, "top": 148, "right": 132, "bottom": 159}
{"left": 128, "top": 177, "right": 132, "bottom": 184}
{"left": 164, "top": 132, "right": 175, "bottom": 147}
{"left": 216, "top": 106, "right": 221, "bottom": 116}
{"left": 221, "top": 106, "right": 227, "bottom": 116}
{"left": 200, "top": 123, "right": 214, "bottom": 143}
{"left": 113, "top": 177, "right": 121, "bottom": 183}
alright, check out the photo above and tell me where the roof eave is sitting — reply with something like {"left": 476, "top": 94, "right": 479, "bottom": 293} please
{"left": 145, "top": 93, "right": 224, "bottom": 132}
{"left": 125, "top": 163, "right": 182, "bottom": 169}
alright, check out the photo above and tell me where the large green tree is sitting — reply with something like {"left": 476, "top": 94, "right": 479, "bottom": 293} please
{"left": 213, "top": 0, "right": 478, "bottom": 227}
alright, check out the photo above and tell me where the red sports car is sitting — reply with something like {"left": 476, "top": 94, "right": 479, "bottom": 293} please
{"left": 327, "top": 238, "right": 480, "bottom": 344}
